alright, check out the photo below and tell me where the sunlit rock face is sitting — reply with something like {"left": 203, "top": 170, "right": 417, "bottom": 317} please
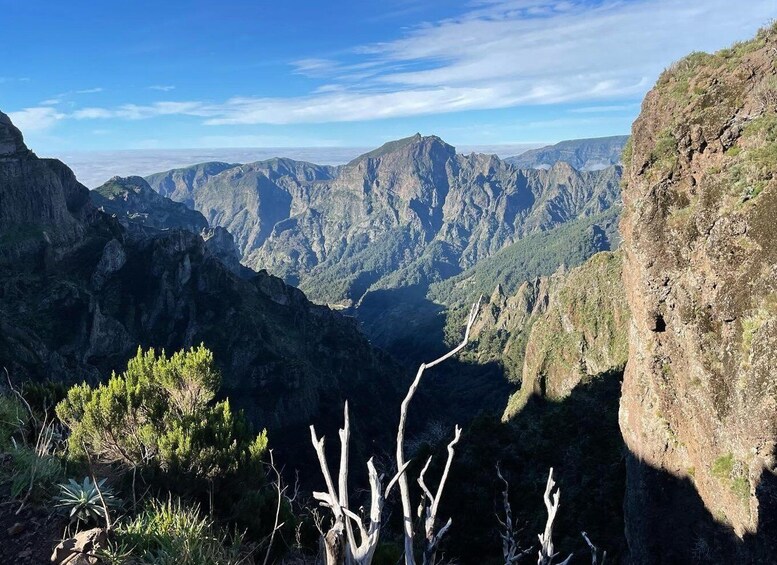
{"left": 619, "top": 26, "right": 777, "bottom": 562}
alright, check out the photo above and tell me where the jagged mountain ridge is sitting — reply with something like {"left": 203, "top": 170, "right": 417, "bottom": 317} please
{"left": 0, "top": 110, "right": 405, "bottom": 466}
{"left": 145, "top": 134, "right": 622, "bottom": 312}
{"left": 92, "top": 175, "right": 209, "bottom": 234}
{"left": 506, "top": 135, "right": 630, "bottom": 171}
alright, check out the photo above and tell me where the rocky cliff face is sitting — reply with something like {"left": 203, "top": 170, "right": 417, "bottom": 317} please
{"left": 466, "top": 251, "right": 629, "bottom": 419}
{"left": 0, "top": 111, "right": 404, "bottom": 467}
{"left": 619, "top": 25, "right": 777, "bottom": 561}
{"left": 440, "top": 251, "right": 630, "bottom": 562}
{"left": 90, "top": 176, "right": 248, "bottom": 277}
{"left": 0, "top": 112, "right": 93, "bottom": 268}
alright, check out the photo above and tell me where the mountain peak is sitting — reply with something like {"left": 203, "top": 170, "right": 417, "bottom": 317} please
{"left": 97, "top": 176, "right": 155, "bottom": 198}
{"left": 347, "top": 133, "right": 454, "bottom": 166}
{"left": 0, "top": 111, "right": 32, "bottom": 158}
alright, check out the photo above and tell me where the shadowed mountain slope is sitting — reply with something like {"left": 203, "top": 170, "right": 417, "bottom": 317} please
{"left": 0, "top": 110, "right": 406, "bottom": 468}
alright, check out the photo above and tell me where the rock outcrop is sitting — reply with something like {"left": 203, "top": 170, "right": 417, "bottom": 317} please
{"left": 91, "top": 175, "right": 209, "bottom": 234}
{"left": 50, "top": 527, "right": 106, "bottom": 565}
{"left": 0, "top": 111, "right": 93, "bottom": 269}
{"left": 466, "top": 251, "right": 629, "bottom": 420}
{"left": 619, "top": 25, "right": 777, "bottom": 561}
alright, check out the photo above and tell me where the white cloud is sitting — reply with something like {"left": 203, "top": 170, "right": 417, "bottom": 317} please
{"left": 72, "top": 101, "right": 210, "bottom": 120}
{"left": 148, "top": 85, "right": 176, "bottom": 91}
{"left": 75, "top": 87, "right": 104, "bottom": 94}
{"left": 21, "top": 0, "right": 777, "bottom": 127}
{"left": 0, "top": 76, "right": 30, "bottom": 84}
{"left": 8, "top": 107, "right": 66, "bottom": 132}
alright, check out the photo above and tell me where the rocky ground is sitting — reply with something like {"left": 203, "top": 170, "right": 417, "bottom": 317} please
{"left": 0, "top": 487, "right": 66, "bottom": 564}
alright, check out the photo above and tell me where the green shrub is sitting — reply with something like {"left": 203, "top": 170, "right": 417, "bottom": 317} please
{"left": 56, "top": 345, "right": 268, "bottom": 479}
{"left": 621, "top": 136, "right": 633, "bottom": 169}
{"left": 3, "top": 446, "right": 64, "bottom": 502}
{"left": 56, "top": 345, "right": 276, "bottom": 540}
{"left": 711, "top": 453, "right": 735, "bottom": 479}
{"left": 0, "top": 393, "right": 27, "bottom": 450}
{"left": 711, "top": 452, "right": 751, "bottom": 502}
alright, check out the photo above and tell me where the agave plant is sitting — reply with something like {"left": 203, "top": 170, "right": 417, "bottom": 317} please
{"left": 55, "top": 477, "right": 120, "bottom": 527}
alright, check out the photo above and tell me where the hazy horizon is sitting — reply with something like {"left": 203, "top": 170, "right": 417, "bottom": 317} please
{"left": 47, "top": 140, "right": 554, "bottom": 188}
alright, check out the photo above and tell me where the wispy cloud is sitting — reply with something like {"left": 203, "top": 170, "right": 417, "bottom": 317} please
{"left": 72, "top": 101, "right": 210, "bottom": 120}
{"left": 148, "top": 85, "right": 176, "bottom": 91}
{"left": 8, "top": 106, "right": 66, "bottom": 132}
{"left": 75, "top": 87, "right": 104, "bottom": 94}
{"left": 11, "top": 0, "right": 775, "bottom": 129}
{"left": 0, "top": 76, "right": 30, "bottom": 84}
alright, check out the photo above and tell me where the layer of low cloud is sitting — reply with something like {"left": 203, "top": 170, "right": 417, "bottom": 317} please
{"left": 10, "top": 0, "right": 775, "bottom": 130}
{"left": 52, "top": 143, "right": 543, "bottom": 188}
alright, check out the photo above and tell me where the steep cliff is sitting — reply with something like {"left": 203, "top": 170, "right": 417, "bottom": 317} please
{"left": 0, "top": 112, "right": 93, "bottom": 269}
{"left": 462, "top": 251, "right": 628, "bottom": 420}
{"left": 90, "top": 176, "right": 248, "bottom": 277}
{"left": 438, "top": 252, "right": 630, "bottom": 562}
{"left": 619, "top": 25, "right": 777, "bottom": 561}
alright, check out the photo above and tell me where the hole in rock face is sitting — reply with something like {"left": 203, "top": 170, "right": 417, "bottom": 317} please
{"left": 653, "top": 313, "right": 667, "bottom": 332}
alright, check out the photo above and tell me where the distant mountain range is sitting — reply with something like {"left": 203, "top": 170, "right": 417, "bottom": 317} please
{"left": 506, "top": 135, "right": 629, "bottom": 171}
{"left": 143, "top": 133, "right": 623, "bottom": 355}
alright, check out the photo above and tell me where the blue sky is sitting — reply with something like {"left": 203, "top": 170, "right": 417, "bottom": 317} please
{"left": 1, "top": 0, "right": 775, "bottom": 155}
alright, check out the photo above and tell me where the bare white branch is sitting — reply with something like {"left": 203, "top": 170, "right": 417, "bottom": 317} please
{"left": 418, "top": 426, "right": 463, "bottom": 564}
{"left": 310, "top": 426, "right": 343, "bottom": 521}
{"left": 497, "top": 464, "right": 533, "bottom": 564}
{"left": 582, "top": 531, "right": 606, "bottom": 565}
{"left": 537, "top": 468, "right": 572, "bottom": 565}
{"left": 309, "top": 298, "right": 482, "bottom": 565}
{"left": 397, "top": 298, "right": 481, "bottom": 564}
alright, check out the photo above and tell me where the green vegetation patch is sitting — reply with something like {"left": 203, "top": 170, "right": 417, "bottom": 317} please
{"left": 711, "top": 453, "right": 735, "bottom": 479}
{"left": 101, "top": 499, "right": 249, "bottom": 565}
{"left": 711, "top": 452, "right": 750, "bottom": 502}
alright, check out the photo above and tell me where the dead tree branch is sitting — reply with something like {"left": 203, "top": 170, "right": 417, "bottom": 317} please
{"left": 537, "top": 468, "right": 571, "bottom": 565}
{"left": 496, "top": 464, "right": 532, "bottom": 564}
{"left": 581, "top": 531, "right": 606, "bottom": 565}
{"left": 417, "top": 426, "right": 461, "bottom": 565}
{"left": 397, "top": 298, "right": 481, "bottom": 564}
{"left": 311, "top": 402, "right": 409, "bottom": 565}
{"left": 309, "top": 298, "right": 481, "bottom": 565}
